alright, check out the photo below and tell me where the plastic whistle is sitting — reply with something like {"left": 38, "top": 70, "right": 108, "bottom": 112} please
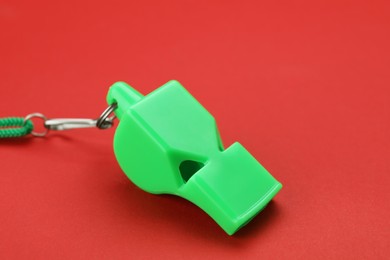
{"left": 107, "top": 80, "right": 282, "bottom": 235}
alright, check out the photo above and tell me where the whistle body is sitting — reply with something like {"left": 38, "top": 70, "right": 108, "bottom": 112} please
{"left": 107, "top": 80, "right": 282, "bottom": 235}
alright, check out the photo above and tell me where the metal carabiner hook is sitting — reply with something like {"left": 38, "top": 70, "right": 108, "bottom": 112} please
{"left": 24, "top": 103, "right": 118, "bottom": 137}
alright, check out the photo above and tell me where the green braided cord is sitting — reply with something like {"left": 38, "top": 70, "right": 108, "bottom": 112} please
{"left": 0, "top": 117, "right": 33, "bottom": 138}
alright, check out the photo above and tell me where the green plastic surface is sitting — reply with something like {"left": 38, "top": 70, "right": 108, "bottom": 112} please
{"left": 107, "top": 80, "right": 282, "bottom": 235}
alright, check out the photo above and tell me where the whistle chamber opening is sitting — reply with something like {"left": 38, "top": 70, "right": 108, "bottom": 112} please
{"left": 179, "top": 160, "right": 204, "bottom": 182}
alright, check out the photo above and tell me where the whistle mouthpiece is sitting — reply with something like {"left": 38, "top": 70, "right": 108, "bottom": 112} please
{"left": 180, "top": 142, "right": 282, "bottom": 235}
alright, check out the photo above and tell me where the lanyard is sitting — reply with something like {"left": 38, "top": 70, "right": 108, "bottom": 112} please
{"left": 0, "top": 104, "right": 117, "bottom": 138}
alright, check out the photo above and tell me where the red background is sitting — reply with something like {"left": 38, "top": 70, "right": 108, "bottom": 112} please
{"left": 1, "top": 0, "right": 389, "bottom": 259}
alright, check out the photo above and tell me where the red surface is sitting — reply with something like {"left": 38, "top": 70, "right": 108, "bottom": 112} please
{"left": 1, "top": 1, "right": 389, "bottom": 259}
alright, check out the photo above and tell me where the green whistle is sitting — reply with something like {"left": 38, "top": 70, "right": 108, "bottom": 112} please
{"left": 107, "top": 80, "right": 282, "bottom": 235}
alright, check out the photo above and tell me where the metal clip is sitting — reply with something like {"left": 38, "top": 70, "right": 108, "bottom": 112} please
{"left": 45, "top": 118, "right": 100, "bottom": 131}
{"left": 24, "top": 103, "right": 117, "bottom": 137}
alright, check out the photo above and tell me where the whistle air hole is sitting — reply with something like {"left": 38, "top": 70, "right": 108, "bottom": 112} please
{"left": 179, "top": 160, "right": 204, "bottom": 182}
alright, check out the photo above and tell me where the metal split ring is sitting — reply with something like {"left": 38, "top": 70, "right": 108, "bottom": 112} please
{"left": 24, "top": 113, "right": 48, "bottom": 137}
{"left": 96, "top": 103, "right": 118, "bottom": 129}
